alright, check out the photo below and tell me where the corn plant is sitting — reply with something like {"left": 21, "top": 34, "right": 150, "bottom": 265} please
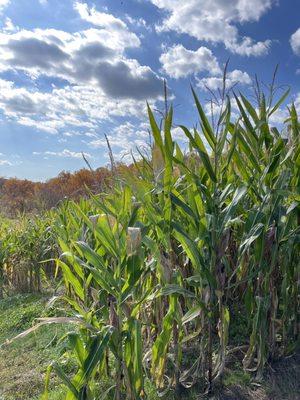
{"left": 7, "top": 79, "right": 299, "bottom": 399}
{"left": 0, "top": 213, "right": 57, "bottom": 293}
{"left": 48, "top": 187, "right": 154, "bottom": 399}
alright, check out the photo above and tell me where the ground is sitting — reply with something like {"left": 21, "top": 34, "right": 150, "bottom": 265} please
{"left": 0, "top": 294, "right": 66, "bottom": 400}
{"left": 0, "top": 294, "right": 299, "bottom": 400}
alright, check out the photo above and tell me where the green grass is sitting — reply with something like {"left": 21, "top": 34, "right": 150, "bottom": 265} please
{"left": 0, "top": 294, "right": 47, "bottom": 342}
{"left": 0, "top": 294, "right": 68, "bottom": 400}
{"left": 223, "top": 369, "right": 251, "bottom": 387}
{"left": 0, "top": 294, "right": 196, "bottom": 400}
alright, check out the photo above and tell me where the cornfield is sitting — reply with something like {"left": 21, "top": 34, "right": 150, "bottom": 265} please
{"left": 0, "top": 213, "right": 57, "bottom": 295}
{"left": 4, "top": 81, "right": 300, "bottom": 399}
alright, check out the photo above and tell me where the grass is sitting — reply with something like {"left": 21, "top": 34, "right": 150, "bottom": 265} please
{"left": 0, "top": 294, "right": 167, "bottom": 400}
{"left": 0, "top": 294, "right": 177, "bottom": 400}
{"left": 0, "top": 294, "right": 299, "bottom": 400}
{"left": 0, "top": 294, "right": 68, "bottom": 400}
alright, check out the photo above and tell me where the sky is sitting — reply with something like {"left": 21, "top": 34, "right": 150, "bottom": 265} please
{"left": 0, "top": 0, "right": 299, "bottom": 181}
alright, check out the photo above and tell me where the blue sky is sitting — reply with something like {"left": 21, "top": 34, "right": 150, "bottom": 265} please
{"left": 0, "top": 0, "right": 299, "bottom": 181}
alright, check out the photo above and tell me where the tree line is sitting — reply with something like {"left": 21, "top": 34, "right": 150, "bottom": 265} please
{"left": 0, "top": 164, "right": 135, "bottom": 215}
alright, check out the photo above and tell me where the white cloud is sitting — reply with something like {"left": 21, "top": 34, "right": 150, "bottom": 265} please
{"left": 0, "top": 159, "right": 12, "bottom": 166}
{"left": 125, "top": 15, "right": 151, "bottom": 31}
{"left": 0, "top": 3, "right": 164, "bottom": 135}
{"left": 84, "top": 130, "right": 98, "bottom": 138}
{"left": 0, "top": 78, "right": 155, "bottom": 134}
{"left": 290, "top": 28, "right": 300, "bottom": 55}
{"left": 151, "top": 0, "right": 273, "bottom": 56}
{"left": 2, "top": 17, "right": 16, "bottom": 32}
{"left": 160, "top": 44, "right": 220, "bottom": 78}
{"left": 0, "top": 28, "right": 161, "bottom": 98}
{"left": 197, "top": 69, "right": 251, "bottom": 91}
{"left": 74, "top": 2, "right": 140, "bottom": 48}
{"left": 0, "top": 11, "right": 162, "bottom": 99}
{"left": 88, "top": 121, "right": 151, "bottom": 162}
{"left": 268, "top": 107, "right": 288, "bottom": 125}
{"left": 293, "top": 93, "right": 300, "bottom": 115}
{"left": 0, "top": 0, "right": 10, "bottom": 14}
{"left": 0, "top": 153, "right": 22, "bottom": 167}
{"left": 33, "top": 149, "right": 91, "bottom": 159}
{"left": 171, "top": 126, "right": 189, "bottom": 142}
{"left": 227, "top": 37, "right": 271, "bottom": 57}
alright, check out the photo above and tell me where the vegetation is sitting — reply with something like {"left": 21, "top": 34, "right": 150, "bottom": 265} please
{"left": 0, "top": 294, "right": 67, "bottom": 400}
{"left": 0, "top": 165, "right": 126, "bottom": 215}
{"left": 1, "top": 294, "right": 298, "bottom": 400}
{"left": 0, "top": 80, "right": 299, "bottom": 399}
{"left": 0, "top": 213, "right": 57, "bottom": 295}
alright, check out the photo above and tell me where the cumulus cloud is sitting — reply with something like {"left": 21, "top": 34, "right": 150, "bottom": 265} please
{"left": 171, "top": 126, "right": 189, "bottom": 142}
{"left": 197, "top": 69, "right": 251, "bottom": 91}
{"left": 74, "top": 2, "right": 140, "bottom": 48}
{"left": 0, "top": 2, "right": 164, "bottom": 139}
{"left": 151, "top": 0, "right": 273, "bottom": 56}
{"left": 7, "top": 36, "right": 69, "bottom": 69}
{"left": 293, "top": 93, "right": 300, "bottom": 114}
{"left": 93, "top": 60, "right": 162, "bottom": 99}
{"left": 160, "top": 44, "right": 220, "bottom": 78}
{"left": 290, "top": 28, "right": 300, "bottom": 55}
{"left": 0, "top": 26, "right": 162, "bottom": 100}
{"left": 159, "top": 44, "right": 252, "bottom": 95}
{"left": 0, "top": 1, "right": 163, "bottom": 101}
{"left": 0, "top": 78, "right": 156, "bottom": 134}
{"left": 76, "top": 2, "right": 152, "bottom": 40}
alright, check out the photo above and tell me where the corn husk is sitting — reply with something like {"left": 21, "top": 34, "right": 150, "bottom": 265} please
{"left": 152, "top": 145, "right": 164, "bottom": 182}
{"left": 126, "top": 227, "right": 142, "bottom": 255}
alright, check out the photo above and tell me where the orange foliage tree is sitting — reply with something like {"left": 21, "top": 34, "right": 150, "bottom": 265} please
{"left": 0, "top": 164, "right": 137, "bottom": 215}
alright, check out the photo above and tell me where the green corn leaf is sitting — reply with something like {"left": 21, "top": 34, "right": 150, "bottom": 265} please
{"left": 234, "top": 93, "right": 259, "bottom": 145}
{"left": 159, "top": 284, "right": 196, "bottom": 298}
{"left": 240, "top": 93, "right": 259, "bottom": 125}
{"left": 170, "top": 192, "right": 197, "bottom": 220}
{"left": 191, "top": 86, "right": 216, "bottom": 148}
{"left": 52, "top": 362, "right": 79, "bottom": 398}
{"left": 182, "top": 305, "right": 206, "bottom": 324}
{"left": 68, "top": 332, "right": 86, "bottom": 367}
{"left": 83, "top": 326, "right": 113, "bottom": 380}
{"left": 172, "top": 222, "right": 216, "bottom": 288}
{"left": 57, "top": 259, "right": 84, "bottom": 301}
{"left": 268, "top": 88, "right": 290, "bottom": 117}
{"left": 147, "top": 103, "right": 164, "bottom": 150}
{"left": 179, "top": 125, "right": 217, "bottom": 182}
